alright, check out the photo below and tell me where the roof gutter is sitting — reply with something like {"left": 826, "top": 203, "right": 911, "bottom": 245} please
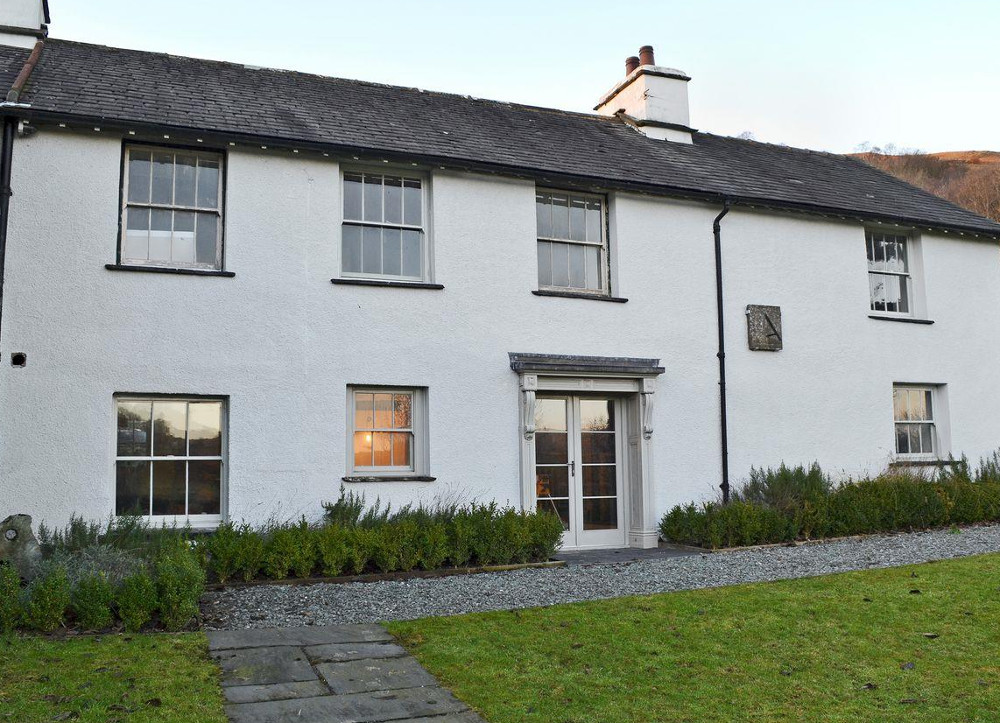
{"left": 713, "top": 200, "right": 732, "bottom": 504}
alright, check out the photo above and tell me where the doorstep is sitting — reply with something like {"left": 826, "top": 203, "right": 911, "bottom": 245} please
{"left": 206, "top": 624, "right": 484, "bottom": 723}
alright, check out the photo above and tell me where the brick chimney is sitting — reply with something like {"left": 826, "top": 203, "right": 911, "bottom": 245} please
{"left": 0, "top": 0, "right": 48, "bottom": 48}
{"left": 595, "top": 45, "right": 693, "bottom": 143}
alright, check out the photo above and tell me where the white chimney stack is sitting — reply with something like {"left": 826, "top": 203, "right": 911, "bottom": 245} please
{"left": 595, "top": 45, "right": 693, "bottom": 143}
{"left": 0, "top": 0, "right": 48, "bottom": 48}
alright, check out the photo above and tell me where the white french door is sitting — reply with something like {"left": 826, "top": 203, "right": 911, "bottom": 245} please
{"left": 533, "top": 396, "right": 625, "bottom": 549}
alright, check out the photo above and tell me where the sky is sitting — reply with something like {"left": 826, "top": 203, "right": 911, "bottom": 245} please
{"left": 46, "top": 0, "right": 1000, "bottom": 154}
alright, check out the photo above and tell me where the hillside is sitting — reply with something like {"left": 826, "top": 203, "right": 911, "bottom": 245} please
{"left": 852, "top": 148, "right": 1000, "bottom": 223}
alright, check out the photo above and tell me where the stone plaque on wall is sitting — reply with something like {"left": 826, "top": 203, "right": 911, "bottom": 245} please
{"left": 746, "top": 304, "right": 782, "bottom": 351}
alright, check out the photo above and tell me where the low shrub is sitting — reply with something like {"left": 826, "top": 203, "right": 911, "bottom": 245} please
{"left": 527, "top": 509, "right": 565, "bottom": 562}
{"left": 417, "top": 522, "right": 450, "bottom": 571}
{"left": 317, "top": 524, "right": 350, "bottom": 577}
{"left": 154, "top": 546, "right": 205, "bottom": 632}
{"left": 0, "top": 564, "right": 21, "bottom": 634}
{"left": 71, "top": 572, "right": 114, "bottom": 631}
{"left": 22, "top": 564, "right": 71, "bottom": 632}
{"left": 660, "top": 461, "right": 1000, "bottom": 549}
{"left": 370, "top": 525, "right": 402, "bottom": 573}
{"left": 203, "top": 521, "right": 242, "bottom": 584}
{"left": 117, "top": 572, "right": 157, "bottom": 633}
{"left": 263, "top": 520, "right": 316, "bottom": 579}
{"left": 344, "top": 527, "right": 374, "bottom": 575}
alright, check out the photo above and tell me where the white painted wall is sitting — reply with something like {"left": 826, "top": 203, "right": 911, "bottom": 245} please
{"left": 2, "top": 128, "right": 999, "bottom": 531}
{"left": 0, "top": 0, "right": 45, "bottom": 47}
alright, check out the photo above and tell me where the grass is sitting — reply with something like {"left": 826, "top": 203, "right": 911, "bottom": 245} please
{"left": 389, "top": 553, "right": 1000, "bottom": 722}
{"left": 0, "top": 632, "right": 226, "bottom": 722}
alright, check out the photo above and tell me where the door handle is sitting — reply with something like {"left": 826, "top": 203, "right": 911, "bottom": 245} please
{"left": 569, "top": 460, "right": 575, "bottom": 477}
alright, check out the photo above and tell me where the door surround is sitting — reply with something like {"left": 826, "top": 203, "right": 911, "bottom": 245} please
{"left": 509, "top": 353, "right": 664, "bottom": 550}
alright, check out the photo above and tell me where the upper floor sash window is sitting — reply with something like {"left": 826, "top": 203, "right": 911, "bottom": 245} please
{"left": 536, "top": 190, "right": 608, "bottom": 294}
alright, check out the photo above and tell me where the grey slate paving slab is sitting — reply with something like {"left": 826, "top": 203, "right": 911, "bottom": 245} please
{"left": 212, "top": 646, "right": 316, "bottom": 687}
{"left": 224, "top": 686, "right": 470, "bottom": 723}
{"left": 223, "top": 679, "right": 330, "bottom": 704}
{"left": 207, "top": 624, "right": 391, "bottom": 650}
{"left": 316, "top": 656, "right": 439, "bottom": 695}
{"left": 304, "top": 641, "right": 408, "bottom": 663}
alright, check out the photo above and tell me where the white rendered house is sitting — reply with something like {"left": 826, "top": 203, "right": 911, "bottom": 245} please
{"left": 1, "top": 4, "right": 999, "bottom": 549}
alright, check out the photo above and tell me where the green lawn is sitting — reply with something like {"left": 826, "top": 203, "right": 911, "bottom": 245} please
{"left": 0, "top": 632, "right": 226, "bottom": 722}
{"left": 389, "top": 553, "right": 1000, "bottom": 722}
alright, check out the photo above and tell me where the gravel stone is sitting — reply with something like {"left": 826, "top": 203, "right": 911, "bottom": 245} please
{"left": 202, "top": 524, "right": 1000, "bottom": 630}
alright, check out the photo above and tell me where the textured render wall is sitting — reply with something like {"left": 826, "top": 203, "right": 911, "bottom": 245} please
{"left": 2, "top": 128, "right": 999, "bottom": 530}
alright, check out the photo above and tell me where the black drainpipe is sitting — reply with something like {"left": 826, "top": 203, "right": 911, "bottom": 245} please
{"left": 713, "top": 199, "right": 732, "bottom": 504}
{"left": 0, "top": 115, "right": 14, "bottom": 350}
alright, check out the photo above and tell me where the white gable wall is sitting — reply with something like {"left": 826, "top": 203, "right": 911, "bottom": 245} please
{"left": 2, "top": 128, "right": 999, "bottom": 529}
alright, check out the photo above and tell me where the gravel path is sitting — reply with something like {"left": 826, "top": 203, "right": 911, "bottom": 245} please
{"left": 202, "top": 524, "right": 1000, "bottom": 630}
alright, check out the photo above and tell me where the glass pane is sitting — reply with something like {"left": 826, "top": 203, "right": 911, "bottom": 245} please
{"left": 586, "top": 246, "right": 601, "bottom": 290}
{"left": 149, "top": 209, "right": 172, "bottom": 262}
{"left": 403, "top": 178, "right": 421, "bottom": 226}
{"left": 568, "top": 244, "right": 586, "bottom": 288}
{"left": 153, "top": 401, "right": 187, "bottom": 456}
{"left": 536, "top": 194, "right": 551, "bottom": 238}
{"left": 896, "top": 424, "right": 909, "bottom": 454}
{"left": 342, "top": 225, "right": 362, "bottom": 273}
{"left": 393, "top": 393, "right": 412, "bottom": 429}
{"left": 384, "top": 176, "right": 403, "bottom": 225}
{"left": 127, "top": 151, "right": 151, "bottom": 203}
{"left": 174, "top": 156, "right": 197, "bottom": 206}
{"left": 344, "top": 173, "right": 363, "bottom": 221}
{"left": 374, "top": 394, "right": 393, "bottom": 428}
{"left": 884, "top": 275, "right": 900, "bottom": 313}
{"left": 152, "top": 460, "right": 186, "bottom": 515}
{"left": 924, "top": 391, "right": 933, "bottom": 421}
{"left": 534, "top": 398, "right": 566, "bottom": 431}
{"left": 150, "top": 153, "right": 174, "bottom": 204}
{"left": 551, "top": 242, "right": 569, "bottom": 287}
{"left": 117, "top": 401, "right": 152, "bottom": 456}
{"left": 188, "top": 460, "right": 221, "bottom": 515}
{"left": 866, "top": 235, "right": 875, "bottom": 269}
{"left": 363, "top": 175, "right": 382, "bottom": 222}
{"left": 382, "top": 227, "right": 402, "bottom": 276}
{"left": 580, "top": 400, "right": 614, "bottom": 431}
{"left": 196, "top": 159, "right": 220, "bottom": 209}
{"left": 581, "top": 432, "right": 615, "bottom": 464}
{"left": 173, "top": 211, "right": 196, "bottom": 264}
{"left": 401, "top": 231, "right": 422, "bottom": 278}
{"left": 188, "top": 402, "right": 222, "bottom": 456}
{"left": 920, "top": 424, "right": 934, "bottom": 454}
{"left": 550, "top": 194, "right": 569, "bottom": 239}
{"left": 872, "top": 235, "right": 885, "bottom": 269}
{"left": 124, "top": 207, "right": 150, "bottom": 261}
{"left": 908, "top": 425, "right": 922, "bottom": 454}
{"left": 195, "top": 213, "right": 219, "bottom": 266}
{"left": 893, "top": 388, "right": 906, "bottom": 422}
{"left": 373, "top": 432, "right": 392, "bottom": 466}
{"left": 116, "top": 461, "right": 149, "bottom": 516}
{"left": 537, "top": 241, "right": 552, "bottom": 287}
{"left": 909, "top": 389, "right": 925, "bottom": 421}
{"left": 537, "top": 498, "right": 569, "bottom": 531}
{"left": 583, "top": 466, "right": 616, "bottom": 497}
{"left": 536, "top": 466, "right": 569, "bottom": 498}
{"left": 897, "top": 277, "right": 909, "bottom": 314}
{"left": 355, "top": 393, "right": 374, "bottom": 428}
{"left": 586, "top": 200, "right": 601, "bottom": 242}
{"left": 353, "top": 431, "right": 373, "bottom": 468}
{"left": 535, "top": 432, "right": 567, "bottom": 464}
{"left": 569, "top": 197, "right": 587, "bottom": 241}
{"left": 391, "top": 432, "right": 412, "bottom": 467}
{"left": 583, "top": 498, "right": 617, "bottom": 530}
{"left": 362, "top": 226, "right": 382, "bottom": 274}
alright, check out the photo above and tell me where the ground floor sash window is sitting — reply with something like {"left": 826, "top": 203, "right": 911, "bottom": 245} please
{"left": 115, "top": 396, "right": 225, "bottom": 522}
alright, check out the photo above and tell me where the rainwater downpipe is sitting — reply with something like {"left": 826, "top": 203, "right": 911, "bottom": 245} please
{"left": 713, "top": 199, "right": 732, "bottom": 504}
{"left": 0, "top": 115, "right": 15, "bottom": 350}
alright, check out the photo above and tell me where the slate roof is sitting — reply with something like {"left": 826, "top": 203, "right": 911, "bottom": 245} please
{"left": 2, "top": 39, "right": 998, "bottom": 236}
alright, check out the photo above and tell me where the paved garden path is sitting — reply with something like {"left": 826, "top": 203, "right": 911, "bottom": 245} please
{"left": 207, "top": 624, "right": 483, "bottom": 722}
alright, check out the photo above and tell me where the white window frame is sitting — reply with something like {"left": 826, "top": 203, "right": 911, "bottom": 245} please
{"left": 892, "top": 385, "right": 938, "bottom": 460}
{"left": 113, "top": 395, "right": 227, "bottom": 528}
{"left": 339, "top": 168, "right": 431, "bottom": 283}
{"left": 867, "top": 230, "right": 912, "bottom": 317}
{"left": 535, "top": 188, "right": 610, "bottom": 295}
{"left": 346, "top": 386, "right": 430, "bottom": 478}
{"left": 119, "top": 144, "right": 225, "bottom": 271}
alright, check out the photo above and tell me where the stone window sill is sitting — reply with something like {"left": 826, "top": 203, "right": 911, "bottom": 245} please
{"left": 888, "top": 459, "right": 958, "bottom": 468}
{"left": 868, "top": 314, "right": 933, "bottom": 325}
{"left": 342, "top": 475, "right": 437, "bottom": 483}
{"left": 332, "top": 278, "right": 444, "bottom": 290}
{"left": 106, "top": 264, "right": 235, "bottom": 278}
{"left": 532, "top": 289, "right": 628, "bottom": 303}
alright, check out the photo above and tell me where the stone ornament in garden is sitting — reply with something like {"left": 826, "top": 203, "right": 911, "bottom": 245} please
{"left": 0, "top": 514, "right": 42, "bottom": 580}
